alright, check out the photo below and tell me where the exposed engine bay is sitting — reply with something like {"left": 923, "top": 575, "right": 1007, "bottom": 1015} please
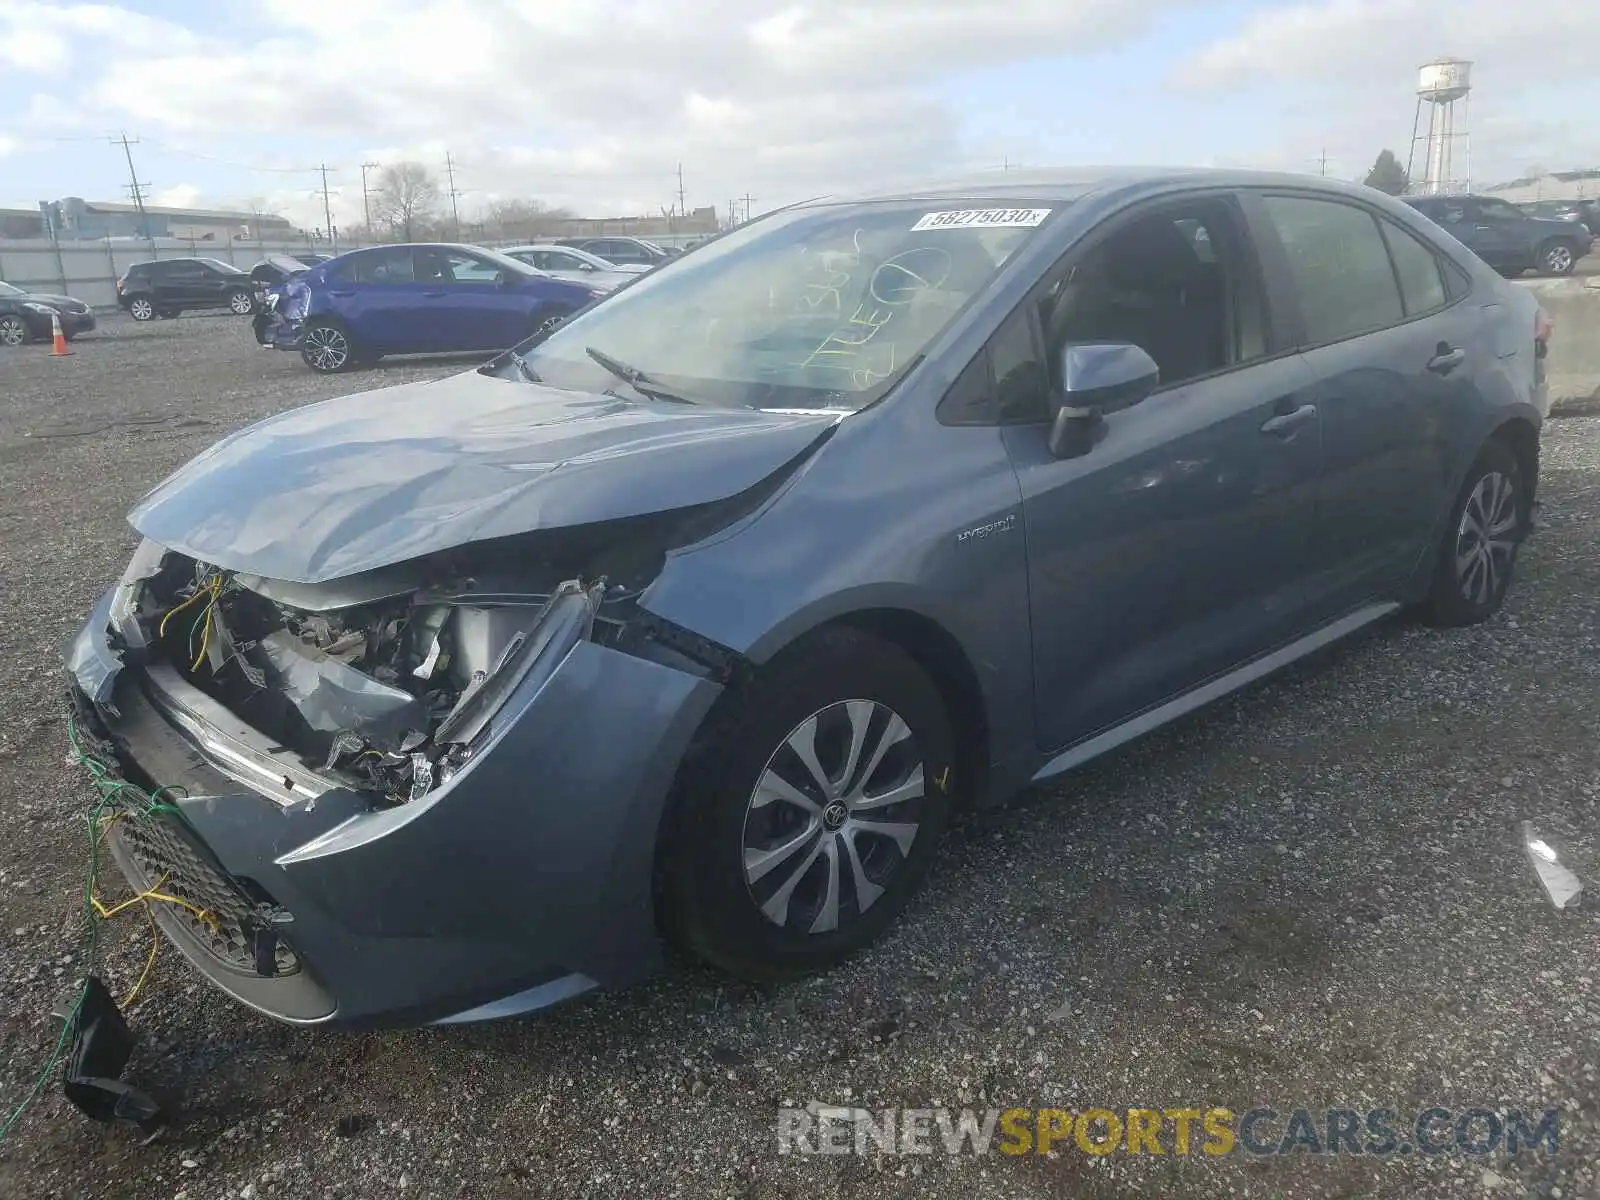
{"left": 122, "top": 516, "right": 738, "bottom": 804}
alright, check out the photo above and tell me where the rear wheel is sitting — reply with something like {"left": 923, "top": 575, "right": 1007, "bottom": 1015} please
{"left": 1418, "top": 441, "right": 1527, "bottom": 626}
{"left": 300, "top": 320, "right": 355, "bottom": 373}
{"left": 128, "top": 297, "right": 155, "bottom": 322}
{"left": 661, "top": 628, "right": 956, "bottom": 980}
{"left": 0, "top": 315, "right": 27, "bottom": 345}
{"left": 1538, "top": 239, "right": 1577, "bottom": 276}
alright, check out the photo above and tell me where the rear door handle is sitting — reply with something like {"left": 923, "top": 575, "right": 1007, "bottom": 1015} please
{"left": 423, "top": 290, "right": 448, "bottom": 298}
{"left": 328, "top": 289, "right": 355, "bottom": 298}
{"left": 1428, "top": 346, "right": 1466, "bottom": 374}
{"left": 1260, "top": 403, "right": 1317, "bottom": 438}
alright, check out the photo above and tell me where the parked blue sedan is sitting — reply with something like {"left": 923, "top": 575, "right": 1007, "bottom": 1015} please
{"left": 255, "top": 243, "right": 601, "bottom": 373}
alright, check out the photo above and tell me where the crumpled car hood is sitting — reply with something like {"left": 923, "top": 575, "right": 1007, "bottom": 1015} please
{"left": 129, "top": 369, "right": 838, "bottom": 584}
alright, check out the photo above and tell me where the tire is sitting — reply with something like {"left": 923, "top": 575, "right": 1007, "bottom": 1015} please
{"left": 1417, "top": 440, "right": 1527, "bottom": 627}
{"left": 227, "top": 288, "right": 256, "bottom": 316}
{"left": 1537, "top": 239, "right": 1577, "bottom": 277}
{"left": 661, "top": 627, "right": 956, "bottom": 981}
{"left": 300, "top": 320, "right": 356, "bottom": 373}
{"left": 127, "top": 297, "right": 155, "bottom": 322}
{"left": 0, "top": 315, "right": 28, "bottom": 346}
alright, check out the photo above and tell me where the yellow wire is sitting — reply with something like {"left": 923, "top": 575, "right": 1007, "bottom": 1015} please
{"left": 157, "top": 575, "right": 218, "bottom": 638}
{"left": 121, "top": 903, "right": 159, "bottom": 1009}
{"left": 190, "top": 602, "right": 215, "bottom": 672}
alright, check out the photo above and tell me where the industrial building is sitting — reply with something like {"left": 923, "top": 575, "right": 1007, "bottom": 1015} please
{"left": 1482, "top": 169, "right": 1600, "bottom": 204}
{"left": 11, "top": 198, "right": 297, "bottom": 242}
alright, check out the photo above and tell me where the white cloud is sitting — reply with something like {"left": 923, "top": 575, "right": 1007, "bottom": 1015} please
{"left": 0, "top": 0, "right": 1177, "bottom": 221}
{"left": 150, "top": 184, "right": 203, "bottom": 209}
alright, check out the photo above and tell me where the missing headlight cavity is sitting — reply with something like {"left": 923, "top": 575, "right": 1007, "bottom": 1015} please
{"left": 126, "top": 502, "right": 758, "bottom": 804}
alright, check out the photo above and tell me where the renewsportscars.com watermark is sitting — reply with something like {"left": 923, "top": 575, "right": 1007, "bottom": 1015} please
{"left": 778, "top": 1105, "right": 1560, "bottom": 1158}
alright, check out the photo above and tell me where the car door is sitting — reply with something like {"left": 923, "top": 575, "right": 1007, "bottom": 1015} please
{"left": 994, "top": 194, "right": 1323, "bottom": 752}
{"left": 417, "top": 249, "right": 524, "bottom": 351}
{"left": 1248, "top": 191, "right": 1475, "bottom": 620}
{"left": 1463, "top": 198, "right": 1533, "bottom": 268}
{"left": 338, "top": 247, "right": 428, "bottom": 353}
{"left": 159, "top": 261, "right": 205, "bottom": 307}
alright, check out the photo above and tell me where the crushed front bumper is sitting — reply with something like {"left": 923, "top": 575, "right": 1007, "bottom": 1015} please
{"left": 65, "top": 585, "right": 721, "bottom": 1028}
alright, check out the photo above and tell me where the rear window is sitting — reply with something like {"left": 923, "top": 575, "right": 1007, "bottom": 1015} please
{"left": 1262, "top": 195, "right": 1405, "bottom": 346}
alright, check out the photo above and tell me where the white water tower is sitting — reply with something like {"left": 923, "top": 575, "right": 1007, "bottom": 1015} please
{"left": 1407, "top": 58, "right": 1472, "bottom": 195}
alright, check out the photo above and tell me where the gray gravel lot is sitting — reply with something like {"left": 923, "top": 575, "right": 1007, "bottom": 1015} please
{"left": 1, "top": 314, "right": 1598, "bottom": 1199}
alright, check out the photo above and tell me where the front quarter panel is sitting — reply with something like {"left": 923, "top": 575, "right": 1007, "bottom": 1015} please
{"left": 639, "top": 383, "right": 1036, "bottom": 796}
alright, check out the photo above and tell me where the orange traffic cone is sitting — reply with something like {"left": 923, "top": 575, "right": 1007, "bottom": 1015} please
{"left": 49, "top": 311, "right": 72, "bottom": 357}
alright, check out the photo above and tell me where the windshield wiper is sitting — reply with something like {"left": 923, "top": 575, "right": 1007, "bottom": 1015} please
{"left": 508, "top": 349, "right": 541, "bottom": 383}
{"left": 585, "top": 346, "right": 694, "bottom": 404}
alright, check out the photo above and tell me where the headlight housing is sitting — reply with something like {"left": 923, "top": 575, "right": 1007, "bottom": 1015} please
{"left": 21, "top": 302, "right": 54, "bottom": 314}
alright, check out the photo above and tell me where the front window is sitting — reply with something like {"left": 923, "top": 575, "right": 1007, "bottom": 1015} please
{"left": 1473, "top": 198, "right": 1524, "bottom": 223}
{"left": 512, "top": 201, "right": 1056, "bottom": 411}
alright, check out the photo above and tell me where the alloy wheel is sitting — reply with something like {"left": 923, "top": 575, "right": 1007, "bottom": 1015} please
{"left": 1543, "top": 244, "right": 1575, "bottom": 275}
{"left": 1455, "top": 470, "right": 1518, "bottom": 605}
{"left": 741, "top": 699, "right": 925, "bottom": 936}
{"left": 129, "top": 298, "right": 154, "bottom": 321}
{"left": 302, "top": 325, "right": 349, "bottom": 372}
{"left": 0, "top": 316, "right": 25, "bottom": 346}
{"left": 229, "top": 291, "right": 254, "bottom": 314}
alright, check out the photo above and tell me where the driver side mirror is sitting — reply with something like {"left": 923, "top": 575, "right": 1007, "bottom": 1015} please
{"left": 578, "top": 262, "right": 595, "bottom": 272}
{"left": 1047, "top": 342, "right": 1160, "bottom": 459}
{"left": 495, "top": 271, "right": 519, "bottom": 289}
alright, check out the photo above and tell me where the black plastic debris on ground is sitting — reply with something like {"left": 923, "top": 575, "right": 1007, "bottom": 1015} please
{"left": 62, "top": 976, "right": 164, "bottom": 1131}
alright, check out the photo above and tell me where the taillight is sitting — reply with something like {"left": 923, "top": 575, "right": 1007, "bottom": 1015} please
{"left": 1535, "top": 309, "right": 1553, "bottom": 360}
{"left": 115, "top": 275, "right": 126, "bottom": 293}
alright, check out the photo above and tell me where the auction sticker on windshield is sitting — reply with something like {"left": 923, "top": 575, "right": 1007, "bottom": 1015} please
{"left": 910, "top": 208, "right": 1052, "bottom": 231}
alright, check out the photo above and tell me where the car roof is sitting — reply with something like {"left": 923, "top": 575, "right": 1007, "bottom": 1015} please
{"left": 797, "top": 167, "right": 1389, "bottom": 207}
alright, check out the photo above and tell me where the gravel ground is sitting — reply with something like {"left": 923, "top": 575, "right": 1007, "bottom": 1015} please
{"left": 1, "top": 315, "right": 1598, "bottom": 1200}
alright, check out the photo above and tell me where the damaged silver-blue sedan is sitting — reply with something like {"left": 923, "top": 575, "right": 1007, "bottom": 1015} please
{"left": 67, "top": 169, "right": 1545, "bottom": 1027}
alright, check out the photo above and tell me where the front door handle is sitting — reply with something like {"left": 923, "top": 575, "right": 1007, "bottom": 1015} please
{"left": 328, "top": 289, "right": 355, "bottom": 298}
{"left": 423, "top": 289, "right": 448, "bottom": 298}
{"left": 1427, "top": 346, "right": 1466, "bottom": 374}
{"left": 1260, "top": 403, "right": 1317, "bottom": 438}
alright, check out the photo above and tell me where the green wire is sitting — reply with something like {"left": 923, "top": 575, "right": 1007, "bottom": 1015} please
{"left": 0, "top": 712, "right": 179, "bottom": 1144}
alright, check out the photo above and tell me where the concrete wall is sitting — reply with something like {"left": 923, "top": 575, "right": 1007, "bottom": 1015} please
{"left": 1516, "top": 277, "right": 1600, "bottom": 406}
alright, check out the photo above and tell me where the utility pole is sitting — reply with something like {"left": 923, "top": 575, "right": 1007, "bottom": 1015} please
{"left": 360, "top": 161, "right": 380, "bottom": 232}
{"left": 316, "top": 164, "right": 337, "bottom": 251}
{"left": 676, "top": 162, "right": 687, "bottom": 218}
{"left": 740, "top": 193, "right": 755, "bottom": 224}
{"left": 112, "top": 132, "right": 156, "bottom": 253}
{"left": 1318, "top": 148, "right": 1329, "bottom": 177}
{"left": 445, "top": 151, "right": 462, "bottom": 239}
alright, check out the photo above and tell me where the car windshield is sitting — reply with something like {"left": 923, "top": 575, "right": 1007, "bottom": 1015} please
{"left": 514, "top": 201, "right": 1057, "bottom": 411}
{"left": 0, "top": 281, "right": 22, "bottom": 297}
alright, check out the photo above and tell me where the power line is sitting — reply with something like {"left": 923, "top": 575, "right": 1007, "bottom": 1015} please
{"left": 445, "top": 151, "right": 462, "bottom": 239}
{"left": 140, "top": 138, "right": 315, "bottom": 174}
{"left": 360, "top": 161, "right": 380, "bottom": 230}
{"left": 110, "top": 132, "right": 155, "bottom": 253}
{"left": 316, "top": 164, "right": 337, "bottom": 250}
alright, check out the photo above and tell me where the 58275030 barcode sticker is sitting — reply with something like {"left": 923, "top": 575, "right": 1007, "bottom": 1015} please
{"left": 909, "top": 208, "right": 1053, "bottom": 232}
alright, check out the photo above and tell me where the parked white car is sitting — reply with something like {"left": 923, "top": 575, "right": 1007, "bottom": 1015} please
{"left": 500, "top": 244, "right": 647, "bottom": 292}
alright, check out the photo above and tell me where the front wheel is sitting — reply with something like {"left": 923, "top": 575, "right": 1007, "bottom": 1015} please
{"left": 661, "top": 628, "right": 956, "bottom": 981}
{"left": 0, "top": 315, "right": 28, "bottom": 345}
{"left": 300, "top": 321, "right": 356, "bottom": 373}
{"left": 1538, "top": 240, "right": 1577, "bottom": 276}
{"left": 227, "top": 289, "right": 256, "bottom": 315}
{"left": 1417, "top": 441, "right": 1527, "bottom": 627}
{"left": 127, "top": 297, "right": 155, "bottom": 321}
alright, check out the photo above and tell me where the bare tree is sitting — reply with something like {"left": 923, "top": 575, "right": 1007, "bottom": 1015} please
{"left": 484, "top": 198, "right": 577, "bottom": 240}
{"left": 370, "top": 162, "right": 441, "bottom": 241}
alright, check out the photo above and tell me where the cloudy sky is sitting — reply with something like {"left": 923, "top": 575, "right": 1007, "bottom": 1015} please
{"left": 2, "top": 0, "right": 1598, "bottom": 231}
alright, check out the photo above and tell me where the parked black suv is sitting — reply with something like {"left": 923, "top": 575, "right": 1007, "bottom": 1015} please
{"left": 116, "top": 258, "right": 258, "bottom": 321}
{"left": 1404, "top": 194, "right": 1593, "bottom": 276}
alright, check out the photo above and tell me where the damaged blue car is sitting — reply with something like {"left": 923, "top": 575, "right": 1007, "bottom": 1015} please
{"left": 68, "top": 169, "right": 1545, "bottom": 1027}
